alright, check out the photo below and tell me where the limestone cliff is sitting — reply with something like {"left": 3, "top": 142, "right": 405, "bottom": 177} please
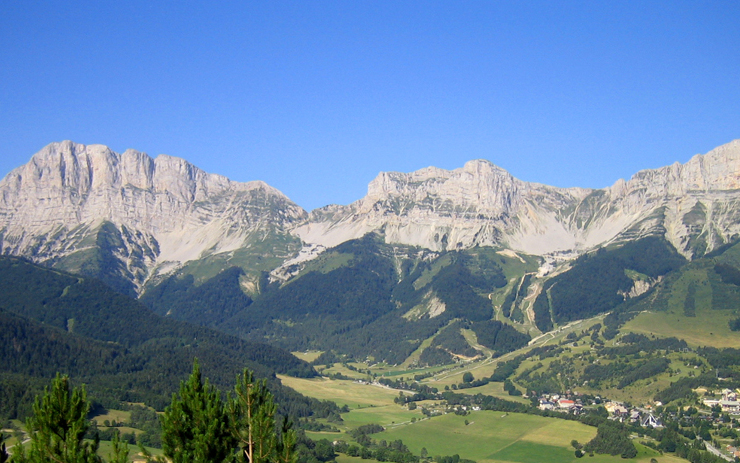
{"left": 2, "top": 139, "right": 740, "bottom": 295}
{"left": 294, "top": 140, "right": 740, "bottom": 259}
{"left": 0, "top": 141, "right": 306, "bottom": 294}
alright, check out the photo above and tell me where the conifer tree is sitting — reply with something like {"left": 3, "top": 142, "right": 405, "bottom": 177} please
{"left": 160, "top": 360, "right": 234, "bottom": 463}
{"left": 274, "top": 417, "right": 297, "bottom": 463}
{"left": 1, "top": 432, "right": 8, "bottom": 463}
{"left": 107, "top": 430, "right": 129, "bottom": 463}
{"left": 14, "top": 373, "right": 101, "bottom": 463}
{"left": 228, "top": 368, "right": 296, "bottom": 463}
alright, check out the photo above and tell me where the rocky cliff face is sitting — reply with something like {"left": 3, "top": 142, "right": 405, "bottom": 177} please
{"left": 293, "top": 159, "right": 590, "bottom": 254}
{"left": 2, "top": 139, "right": 739, "bottom": 295}
{"left": 294, "top": 140, "right": 740, "bottom": 259}
{"left": 0, "top": 141, "right": 306, "bottom": 295}
{"left": 573, "top": 139, "right": 740, "bottom": 258}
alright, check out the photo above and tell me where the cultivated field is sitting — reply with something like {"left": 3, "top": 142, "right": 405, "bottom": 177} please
{"left": 278, "top": 375, "right": 406, "bottom": 408}
{"left": 281, "top": 373, "right": 691, "bottom": 463}
{"left": 624, "top": 307, "right": 740, "bottom": 348}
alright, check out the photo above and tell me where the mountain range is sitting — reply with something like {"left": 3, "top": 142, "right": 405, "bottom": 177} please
{"left": 2, "top": 139, "right": 740, "bottom": 363}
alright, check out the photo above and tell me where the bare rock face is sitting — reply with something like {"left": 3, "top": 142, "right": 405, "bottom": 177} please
{"left": 579, "top": 139, "right": 740, "bottom": 258}
{"left": 2, "top": 139, "right": 740, "bottom": 295}
{"left": 295, "top": 140, "right": 740, "bottom": 259}
{"left": 0, "top": 141, "right": 306, "bottom": 294}
{"left": 294, "top": 159, "right": 591, "bottom": 253}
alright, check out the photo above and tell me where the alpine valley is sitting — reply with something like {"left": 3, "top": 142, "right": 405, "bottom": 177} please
{"left": 3, "top": 140, "right": 740, "bottom": 352}
{"left": 4, "top": 139, "right": 740, "bottom": 463}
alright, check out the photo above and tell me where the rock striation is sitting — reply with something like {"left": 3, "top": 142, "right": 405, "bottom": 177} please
{"left": 0, "top": 141, "right": 306, "bottom": 294}
{"left": 2, "top": 139, "right": 740, "bottom": 295}
{"left": 295, "top": 139, "right": 740, "bottom": 259}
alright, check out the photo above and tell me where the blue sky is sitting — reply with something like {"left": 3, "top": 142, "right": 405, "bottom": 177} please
{"left": 1, "top": 1, "right": 738, "bottom": 211}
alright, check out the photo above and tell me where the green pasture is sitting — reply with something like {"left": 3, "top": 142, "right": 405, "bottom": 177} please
{"left": 455, "top": 381, "right": 529, "bottom": 404}
{"left": 319, "top": 363, "right": 369, "bottom": 380}
{"left": 292, "top": 351, "right": 324, "bottom": 363}
{"left": 305, "top": 430, "right": 343, "bottom": 442}
{"left": 335, "top": 455, "right": 364, "bottom": 463}
{"left": 278, "top": 375, "right": 402, "bottom": 408}
{"left": 377, "top": 411, "right": 595, "bottom": 462}
{"left": 377, "top": 411, "right": 679, "bottom": 463}
{"left": 623, "top": 307, "right": 740, "bottom": 348}
{"left": 91, "top": 409, "right": 131, "bottom": 426}
{"left": 96, "top": 440, "right": 163, "bottom": 462}
{"left": 341, "top": 404, "right": 422, "bottom": 429}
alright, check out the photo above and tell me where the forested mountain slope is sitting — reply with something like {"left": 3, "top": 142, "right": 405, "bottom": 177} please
{"left": 2, "top": 139, "right": 740, "bottom": 302}
{"left": 143, "top": 234, "right": 535, "bottom": 364}
{"left": 0, "top": 257, "right": 337, "bottom": 422}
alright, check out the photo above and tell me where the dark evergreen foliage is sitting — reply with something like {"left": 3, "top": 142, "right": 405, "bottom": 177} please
{"left": 684, "top": 282, "right": 697, "bottom": 317}
{"left": 13, "top": 374, "right": 101, "bottom": 463}
{"left": 470, "top": 320, "right": 529, "bottom": 354}
{"left": 542, "top": 237, "right": 686, "bottom": 325}
{"left": 714, "top": 263, "right": 740, "bottom": 286}
{"left": 654, "top": 375, "right": 708, "bottom": 404}
{"left": 418, "top": 347, "right": 454, "bottom": 367}
{"left": 429, "top": 321, "right": 478, "bottom": 358}
{"left": 501, "top": 274, "right": 532, "bottom": 319}
{"left": 698, "top": 347, "right": 740, "bottom": 370}
{"left": 431, "top": 263, "right": 495, "bottom": 322}
{"left": 141, "top": 267, "right": 253, "bottom": 326}
{"left": 583, "top": 421, "right": 637, "bottom": 458}
{"left": 207, "top": 237, "right": 502, "bottom": 364}
{"left": 582, "top": 358, "right": 671, "bottom": 389}
{"left": 532, "top": 291, "right": 553, "bottom": 332}
{"left": 0, "top": 257, "right": 340, "bottom": 425}
{"left": 616, "top": 358, "right": 670, "bottom": 389}
{"left": 500, "top": 284, "right": 517, "bottom": 318}
{"left": 0, "top": 432, "right": 7, "bottom": 463}
{"left": 600, "top": 334, "right": 687, "bottom": 357}
{"left": 224, "top": 235, "right": 416, "bottom": 362}
{"left": 160, "top": 361, "right": 233, "bottom": 463}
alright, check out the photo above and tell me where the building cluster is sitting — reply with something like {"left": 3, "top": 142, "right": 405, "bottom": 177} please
{"left": 537, "top": 392, "right": 583, "bottom": 414}
{"left": 702, "top": 389, "right": 740, "bottom": 413}
{"left": 537, "top": 393, "right": 665, "bottom": 428}
{"left": 603, "top": 401, "right": 663, "bottom": 428}
{"left": 725, "top": 445, "right": 740, "bottom": 460}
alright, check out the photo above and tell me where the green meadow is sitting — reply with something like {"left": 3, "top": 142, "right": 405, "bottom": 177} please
{"left": 624, "top": 307, "right": 740, "bottom": 348}
{"left": 377, "top": 411, "right": 595, "bottom": 462}
{"left": 378, "top": 411, "right": 680, "bottom": 463}
{"left": 281, "top": 373, "right": 691, "bottom": 463}
{"left": 278, "top": 375, "right": 405, "bottom": 408}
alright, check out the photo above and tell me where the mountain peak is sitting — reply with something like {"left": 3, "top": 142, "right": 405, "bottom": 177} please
{"left": 0, "top": 141, "right": 306, "bottom": 294}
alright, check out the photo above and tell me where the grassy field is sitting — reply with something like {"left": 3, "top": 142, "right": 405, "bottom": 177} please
{"left": 320, "top": 363, "right": 372, "bottom": 380}
{"left": 623, "top": 307, "right": 740, "bottom": 348}
{"left": 96, "top": 440, "right": 163, "bottom": 462}
{"left": 341, "top": 404, "right": 421, "bottom": 429}
{"left": 449, "top": 381, "right": 530, "bottom": 404}
{"left": 278, "top": 375, "right": 404, "bottom": 408}
{"left": 280, "top": 373, "right": 690, "bottom": 463}
{"left": 292, "top": 351, "right": 324, "bottom": 363}
{"left": 91, "top": 409, "right": 132, "bottom": 426}
{"left": 377, "top": 411, "right": 595, "bottom": 462}
{"left": 378, "top": 411, "right": 681, "bottom": 463}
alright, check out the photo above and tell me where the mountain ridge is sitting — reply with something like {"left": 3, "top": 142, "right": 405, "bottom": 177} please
{"left": 0, "top": 140, "right": 306, "bottom": 294}
{"left": 1, "top": 139, "right": 740, "bottom": 295}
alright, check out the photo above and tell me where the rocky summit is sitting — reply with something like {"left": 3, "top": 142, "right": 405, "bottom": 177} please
{"left": 297, "top": 139, "right": 740, "bottom": 259}
{"left": 1, "top": 139, "right": 739, "bottom": 294}
{"left": 0, "top": 141, "right": 306, "bottom": 295}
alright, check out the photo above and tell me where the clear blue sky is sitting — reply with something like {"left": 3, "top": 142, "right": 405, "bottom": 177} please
{"left": 1, "top": 1, "right": 738, "bottom": 211}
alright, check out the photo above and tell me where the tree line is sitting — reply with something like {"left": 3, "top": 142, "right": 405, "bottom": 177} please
{"left": 5, "top": 361, "right": 297, "bottom": 463}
